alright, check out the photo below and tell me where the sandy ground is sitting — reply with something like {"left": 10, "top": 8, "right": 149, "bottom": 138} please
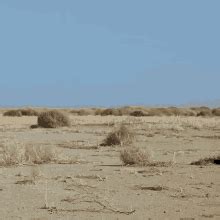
{"left": 0, "top": 114, "right": 220, "bottom": 220}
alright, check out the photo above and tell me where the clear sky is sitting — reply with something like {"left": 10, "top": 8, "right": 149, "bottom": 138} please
{"left": 0, "top": 0, "right": 219, "bottom": 107}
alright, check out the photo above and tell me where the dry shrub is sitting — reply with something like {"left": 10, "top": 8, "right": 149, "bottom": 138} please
{"left": 120, "top": 146, "right": 151, "bottom": 166}
{"left": 120, "top": 146, "right": 172, "bottom": 167}
{"left": 100, "top": 108, "right": 123, "bottom": 116}
{"left": 3, "top": 108, "right": 39, "bottom": 117}
{"left": 3, "top": 109, "right": 39, "bottom": 117}
{"left": 94, "top": 108, "right": 103, "bottom": 115}
{"left": 118, "top": 106, "right": 133, "bottom": 115}
{"left": 212, "top": 108, "right": 220, "bottom": 116}
{"left": 0, "top": 143, "right": 23, "bottom": 166}
{"left": 24, "top": 145, "right": 57, "bottom": 164}
{"left": 196, "top": 108, "right": 212, "bottom": 117}
{"left": 144, "top": 108, "right": 171, "bottom": 116}
{"left": 0, "top": 142, "right": 57, "bottom": 166}
{"left": 70, "top": 109, "right": 94, "bottom": 116}
{"left": 101, "top": 125, "right": 134, "bottom": 146}
{"left": 166, "top": 107, "right": 196, "bottom": 116}
{"left": 20, "top": 109, "right": 39, "bottom": 116}
{"left": 3, "top": 110, "right": 22, "bottom": 117}
{"left": 77, "top": 109, "right": 91, "bottom": 116}
{"left": 148, "top": 107, "right": 193, "bottom": 116}
{"left": 157, "top": 108, "right": 174, "bottom": 116}
{"left": 38, "top": 110, "right": 71, "bottom": 128}
{"left": 130, "top": 110, "right": 146, "bottom": 117}
{"left": 190, "top": 107, "right": 211, "bottom": 116}
{"left": 191, "top": 155, "right": 220, "bottom": 165}
{"left": 30, "top": 124, "right": 39, "bottom": 129}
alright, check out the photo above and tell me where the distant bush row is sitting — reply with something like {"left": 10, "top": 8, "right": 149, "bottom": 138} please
{"left": 3, "top": 106, "right": 220, "bottom": 118}
{"left": 70, "top": 106, "right": 220, "bottom": 117}
{"left": 3, "top": 109, "right": 39, "bottom": 117}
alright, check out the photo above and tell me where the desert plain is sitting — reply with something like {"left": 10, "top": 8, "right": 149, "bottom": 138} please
{"left": 0, "top": 108, "right": 219, "bottom": 220}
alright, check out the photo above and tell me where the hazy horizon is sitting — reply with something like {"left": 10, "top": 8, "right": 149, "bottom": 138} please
{"left": 0, "top": 1, "right": 219, "bottom": 107}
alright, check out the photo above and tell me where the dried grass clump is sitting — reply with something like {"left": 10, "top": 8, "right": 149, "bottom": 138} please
{"left": 3, "top": 110, "right": 22, "bottom": 117}
{"left": 0, "top": 141, "right": 57, "bottom": 167}
{"left": 196, "top": 109, "right": 212, "bottom": 117}
{"left": 130, "top": 110, "right": 146, "bottom": 117}
{"left": 191, "top": 155, "right": 220, "bottom": 165}
{"left": 3, "top": 108, "right": 39, "bottom": 117}
{"left": 0, "top": 143, "right": 23, "bottom": 166}
{"left": 20, "top": 109, "right": 39, "bottom": 116}
{"left": 70, "top": 109, "right": 94, "bottom": 116}
{"left": 100, "top": 108, "right": 123, "bottom": 116}
{"left": 30, "top": 124, "right": 39, "bottom": 129}
{"left": 120, "top": 147, "right": 151, "bottom": 166}
{"left": 120, "top": 146, "right": 172, "bottom": 167}
{"left": 212, "top": 108, "right": 220, "bottom": 116}
{"left": 38, "top": 110, "right": 71, "bottom": 128}
{"left": 166, "top": 107, "right": 196, "bottom": 116}
{"left": 24, "top": 145, "right": 57, "bottom": 164}
{"left": 101, "top": 125, "right": 134, "bottom": 146}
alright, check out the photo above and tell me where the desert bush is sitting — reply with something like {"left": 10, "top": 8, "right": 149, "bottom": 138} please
{"left": 24, "top": 145, "right": 57, "bottom": 164}
{"left": 3, "top": 110, "right": 22, "bottom": 117}
{"left": 77, "top": 109, "right": 90, "bottom": 116}
{"left": 212, "top": 108, "right": 220, "bottom": 116}
{"left": 144, "top": 108, "right": 171, "bottom": 116}
{"left": 118, "top": 106, "right": 133, "bottom": 115}
{"left": 0, "top": 141, "right": 57, "bottom": 166}
{"left": 130, "top": 110, "right": 146, "bottom": 117}
{"left": 3, "top": 109, "right": 39, "bottom": 117}
{"left": 30, "top": 124, "right": 39, "bottom": 129}
{"left": 166, "top": 107, "right": 194, "bottom": 116}
{"left": 190, "top": 106, "right": 211, "bottom": 115}
{"left": 100, "top": 108, "right": 123, "bottom": 116}
{"left": 101, "top": 125, "right": 134, "bottom": 146}
{"left": 94, "top": 108, "right": 103, "bottom": 115}
{"left": 191, "top": 155, "right": 220, "bottom": 165}
{"left": 0, "top": 143, "right": 23, "bottom": 166}
{"left": 70, "top": 109, "right": 94, "bottom": 116}
{"left": 20, "top": 109, "right": 39, "bottom": 116}
{"left": 120, "top": 146, "right": 151, "bottom": 166}
{"left": 38, "top": 110, "right": 71, "bottom": 128}
{"left": 182, "top": 109, "right": 197, "bottom": 116}
{"left": 196, "top": 109, "right": 212, "bottom": 117}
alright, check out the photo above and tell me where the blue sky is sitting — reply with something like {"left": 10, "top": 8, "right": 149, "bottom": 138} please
{"left": 0, "top": 0, "right": 219, "bottom": 107}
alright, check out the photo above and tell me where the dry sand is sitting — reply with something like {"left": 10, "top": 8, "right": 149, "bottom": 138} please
{"left": 0, "top": 114, "right": 219, "bottom": 219}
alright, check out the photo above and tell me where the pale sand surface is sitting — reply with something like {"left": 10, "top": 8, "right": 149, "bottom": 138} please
{"left": 0, "top": 114, "right": 220, "bottom": 219}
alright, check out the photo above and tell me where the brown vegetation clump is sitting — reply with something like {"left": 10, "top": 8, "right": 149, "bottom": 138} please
{"left": 3, "top": 108, "right": 39, "bottom": 117}
{"left": 120, "top": 146, "right": 151, "bottom": 166}
{"left": 70, "top": 108, "right": 94, "bottom": 116}
{"left": 30, "top": 124, "right": 39, "bottom": 129}
{"left": 212, "top": 108, "right": 220, "bottom": 116}
{"left": 166, "top": 107, "right": 195, "bottom": 116}
{"left": 101, "top": 125, "right": 134, "bottom": 146}
{"left": 190, "top": 107, "right": 210, "bottom": 116}
{"left": 196, "top": 107, "right": 212, "bottom": 117}
{"left": 3, "top": 110, "right": 22, "bottom": 117}
{"left": 20, "top": 109, "right": 39, "bottom": 116}
{"left": 0, "top": 143, "right": 23, "bottom": 166}
{"left": 100, "top": 108, "right": 123, "bottom": 116}
{"left": 0, "top": 142, "right": 57, "bottom": 167}
{"left": 191, "top": 155, "right": 220, "bottom": 165}
{"left": 24, "top": 145, "right": 57, "bottom": 164}
{"left": 38, "top": 110, "right": 71, "bottom": 128}
{"left": 130, "top": 110, "right": 146, "bottom": 117}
